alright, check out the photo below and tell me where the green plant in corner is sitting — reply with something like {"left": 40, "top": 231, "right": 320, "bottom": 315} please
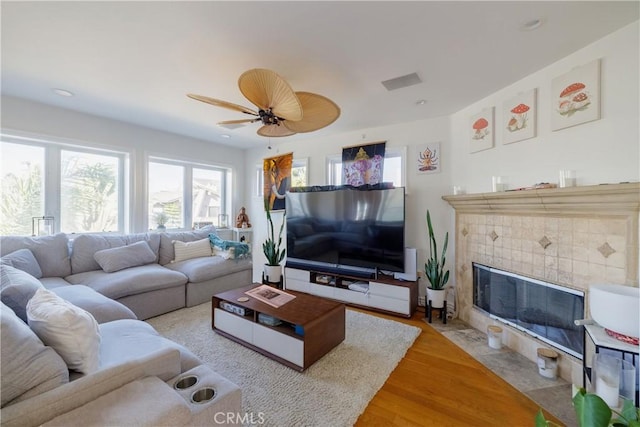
{"left": 535, "top": 388, "right": 639, "bottom": 427}
{"left": 425, "top": 210, "right": 449, "bottom": 290}
{"left": 262, "top": 199, "right": 286, "bottom": 266}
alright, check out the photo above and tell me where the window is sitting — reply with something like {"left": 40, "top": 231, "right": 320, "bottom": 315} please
{"left": 1, "top": 136, "right": 126, "bottom": 236}
{"left": 148, "top": 162, "right": 184, "bottom": 229}
{"left": 148, "top": 157, "right": 229, "bottom": 230}
{"left": 0, "top": 142, "right": 45, "bottom": 235}
{"left": 291, "top": 158, "right": 308, "bottom": 188}
{"left": 326, "top": 147, "right": 406, "bottom": 187}
{"left": 60, "top": 150, "right": 121, "bottom": 233}
{"left": 193, "top": 167, "right": 223, "bottom": 227}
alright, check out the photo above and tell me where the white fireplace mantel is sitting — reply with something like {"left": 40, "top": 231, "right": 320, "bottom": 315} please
{"left": 443, "top": 182, "right": 640, "bottom": 215}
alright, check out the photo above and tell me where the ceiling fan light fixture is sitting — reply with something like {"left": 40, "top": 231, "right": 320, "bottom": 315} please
{"left": 188, "top": 68, "right": 339, "bottom": 138}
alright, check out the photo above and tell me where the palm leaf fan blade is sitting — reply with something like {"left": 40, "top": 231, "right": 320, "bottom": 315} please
{"left": 186, "top": 94, "right": 258, "bottom": 116}
{"left": 218, "top": 119, "right": 259, "bottom": 125}
{"left": 283, "top": 92, "right": 341, "bottom": 133}
{"left": 238, "top": 69, "right": 303, "bottom": 121}
{"left": 257, "top": 124, "right": 296, "bottom": 137}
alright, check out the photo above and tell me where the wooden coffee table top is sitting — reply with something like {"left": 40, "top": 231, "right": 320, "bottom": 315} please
{"left": 213, "top": 284, "right": 344, "bottom": 326}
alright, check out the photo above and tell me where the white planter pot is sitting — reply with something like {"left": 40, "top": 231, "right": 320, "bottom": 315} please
{"left": 264, "top": 264, "right": 282, "bottom": 284}
{"left": 427, "top": 287, "right": 446, "bottom": 309}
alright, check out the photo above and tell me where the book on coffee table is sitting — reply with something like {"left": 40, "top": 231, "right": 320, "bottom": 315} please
{"left": 245, "top": 285, "right": 296, "bottom": 308}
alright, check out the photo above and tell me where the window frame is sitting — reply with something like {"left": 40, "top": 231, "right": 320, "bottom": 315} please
{"left": 1, "top": 132, "right": 128, "bottom": 235}
{"left": 147, "top": 155, "right": 231, "bottom": 231}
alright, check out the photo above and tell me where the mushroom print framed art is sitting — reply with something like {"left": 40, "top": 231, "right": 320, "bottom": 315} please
{"left": 503, "top": 88, "right": 537, "bottom": 145}
{"left": 551, "top": 58, "right": 600, "bottom": 131}
{"left": 469, "top": 107, "right": 494, "bottom": 153}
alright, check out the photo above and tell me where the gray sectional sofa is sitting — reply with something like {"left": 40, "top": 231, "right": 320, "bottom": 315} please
{"left": 0, "top": 225, "right": 252, "bottom": 319}
{"left": 0, "top": 226, "right": 252, "bottom": 426}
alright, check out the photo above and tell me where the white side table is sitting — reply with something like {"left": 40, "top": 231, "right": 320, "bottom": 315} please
{"left": 232, "top": 227, "right": 252, "bottom": 244}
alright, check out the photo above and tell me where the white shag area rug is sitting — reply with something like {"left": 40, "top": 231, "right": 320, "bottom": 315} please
{"left": 147, "top": 303, "right": 421, "bottom": 427}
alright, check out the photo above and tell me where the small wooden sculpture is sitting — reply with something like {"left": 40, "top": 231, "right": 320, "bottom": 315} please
{"left": 235, "top": 207, "right": 251, "bottom": 228}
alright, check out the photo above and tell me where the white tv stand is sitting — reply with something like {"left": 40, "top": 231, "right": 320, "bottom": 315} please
{"left": 284, "top": 267, "right": 418, "bottom": 318}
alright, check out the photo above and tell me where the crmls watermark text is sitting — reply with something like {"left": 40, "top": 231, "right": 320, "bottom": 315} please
{"left": 214, "top": 412, "right": 265, "bottom": 425}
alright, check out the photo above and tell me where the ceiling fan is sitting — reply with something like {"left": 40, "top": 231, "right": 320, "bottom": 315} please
{"left": 188, "top": 68, "right": 341, "bottom": 137}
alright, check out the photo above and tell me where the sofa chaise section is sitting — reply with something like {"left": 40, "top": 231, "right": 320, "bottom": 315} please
{"left": 0, "top": 276, "right": 241, "bottom": 426}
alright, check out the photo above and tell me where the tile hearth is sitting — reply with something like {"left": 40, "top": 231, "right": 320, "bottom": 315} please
{"left": 428, "top": 318, "right": 577, "bottom": 426}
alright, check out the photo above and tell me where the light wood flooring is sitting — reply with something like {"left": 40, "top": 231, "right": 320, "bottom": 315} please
{"left": 353, "top": 308, "right": 563, "bottom": 426}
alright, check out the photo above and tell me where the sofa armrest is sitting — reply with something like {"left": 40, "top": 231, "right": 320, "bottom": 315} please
{"left": 0, "top": 348, "right": 181, "bottom": 427}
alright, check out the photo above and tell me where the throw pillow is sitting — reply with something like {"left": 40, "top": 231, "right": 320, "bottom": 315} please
{"left": 172, "top": 238, "right": 212, "bottom": 263}
{"left": 0, "top": 264, "right": 44, "bottom": 322}
{"left": 1, "top": 248, "right": 43, "bottom": 279}
{"left": 158, "top": 225, "right": 217, "bottom": 265}
{"left": 93, "top": 240, "right": 156, "bottom": 273}
{"left": 27, "top": 288, "right": 101, "bottom": 374}
{"left": 1, "top": 302, "right": 69, "bottom": 407}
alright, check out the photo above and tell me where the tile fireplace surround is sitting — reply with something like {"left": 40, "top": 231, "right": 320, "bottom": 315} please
{"left": 443, "top": 182, "right": 639, "bottom": 384}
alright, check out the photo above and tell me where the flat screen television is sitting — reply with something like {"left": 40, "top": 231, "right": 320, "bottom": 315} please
{"left": 285, "top": 184, "right": 405, "bottom": 278}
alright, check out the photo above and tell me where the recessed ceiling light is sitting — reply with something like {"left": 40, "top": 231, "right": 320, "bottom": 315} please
{"left": 416, "top": 99, "right": 427, "bottom": 106}
{"left": 52, "top": 88, "right": 74, "bottom": 97}
{"left": 520, "top": 18, "right": 543, "bottom": 31}
{"left": 220, "top": 134, "right": 230, "bottom": 139}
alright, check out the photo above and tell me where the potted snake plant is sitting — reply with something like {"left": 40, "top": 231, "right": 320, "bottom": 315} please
{"left": 262, "top": 199, "right": 286, "bottom": 285}
{"left": 425, "top": 210, "right": 449, "bottom": 308}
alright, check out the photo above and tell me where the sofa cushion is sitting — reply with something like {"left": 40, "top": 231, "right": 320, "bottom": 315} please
{"left": 0, "top": 264, "right": 44, "bottom": 322}
{"left": 1, "top": 249, "right": 43, "bottom": 279}
{"left": 1, "top": 302, "right": 69, "bottom": 407}
{"left": 51, "top": 285, "right": 137, "bottom": 323}
{"left": 172, "top": 238, "right": 212, "bottom": 263}
{"left": 94, "top": 241, "right": 157, "bottom": 273}
{"left": 158, "top": 225, "right": 217, "bottom": 265}
{"left": 0, "top": 233, "right": 71, "bottom": 277}
{"left": 41, "top": 376, "right": 191, "bottom": 427}
{"left": 39, "top": 276, "right": 73, "bottom": 289}
{"left": 165, "top": 256, "right": 253, "bottom": 283}
{"left": 65, "top": 264, "right": 187, "bottom": 300}
{"left": 70, "top": 233, "right": 161, "bottom": 274}
{"left": 99, "top": 319, "right": 201, "bottom": 373}
{"left": 27, "top": 288, "right": 101, "bottom": 374}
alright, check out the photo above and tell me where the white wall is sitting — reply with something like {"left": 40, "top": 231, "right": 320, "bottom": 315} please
{"left": 247, "top": 21, "right": 639, "bottom": 295}
{"left": 450, "top": 21, "right": 639, "bottom": 194}
{"left": 1, "top": 95, "right": 247, "bottom": 233}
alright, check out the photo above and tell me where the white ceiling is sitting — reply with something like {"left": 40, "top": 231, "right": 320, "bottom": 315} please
{"left": 2, "top": 1, "right": 638, "bottom": 149}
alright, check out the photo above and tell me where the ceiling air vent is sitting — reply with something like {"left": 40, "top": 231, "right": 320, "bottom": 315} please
{"left": 381, "top": 72, "right": 422, "bottom": 91}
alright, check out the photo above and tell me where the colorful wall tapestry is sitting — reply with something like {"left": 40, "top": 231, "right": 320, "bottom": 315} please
{"left": 341, "top": 141, "right": 386, "bottom": 186}
{"left": 263, "top": 152, "right": 293, "bottom": 211}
